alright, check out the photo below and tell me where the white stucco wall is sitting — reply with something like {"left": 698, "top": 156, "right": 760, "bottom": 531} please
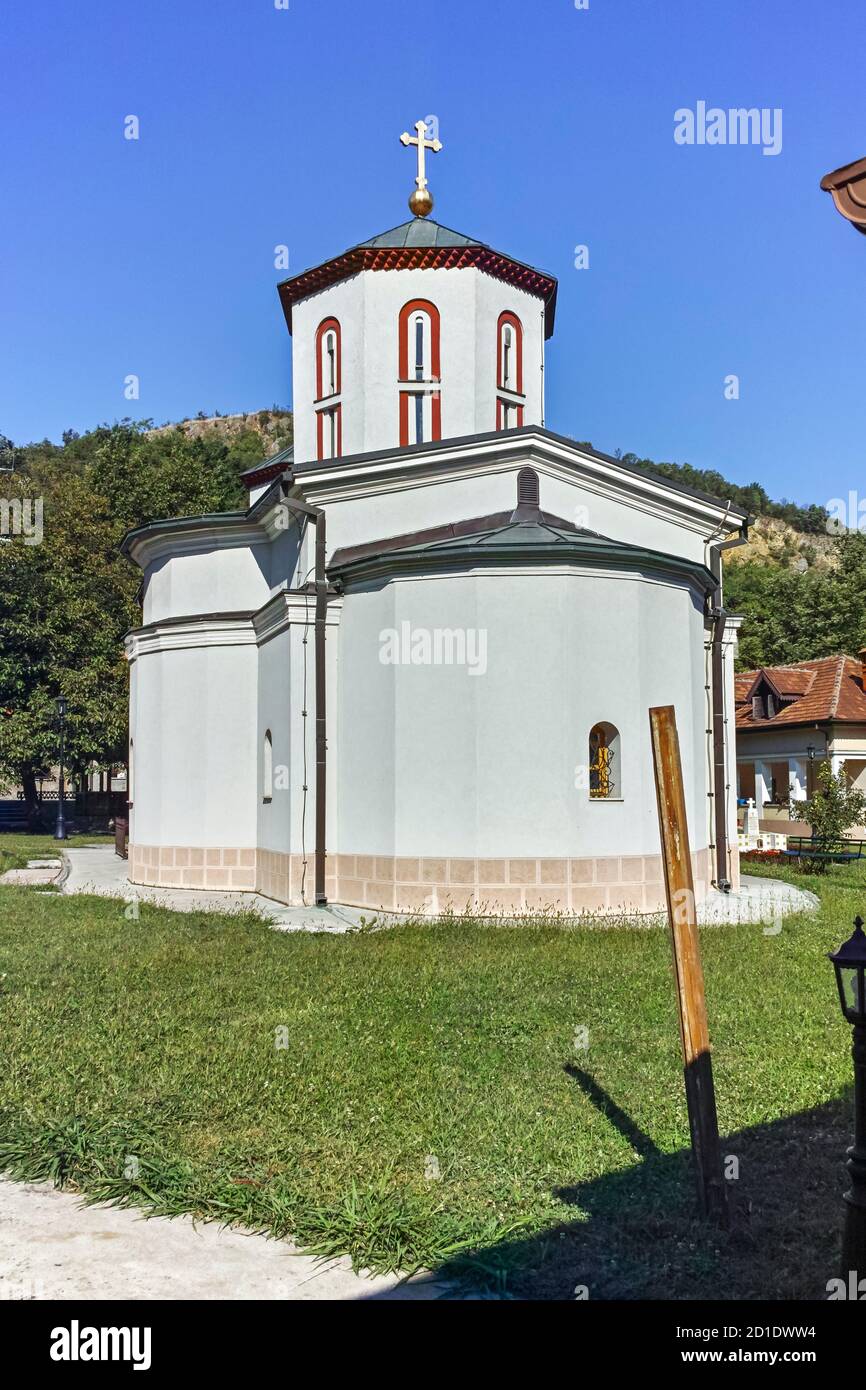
{"left": 142, "top": 543, "right": 273, "bottom": 626}
{"left": 254, "top": 602, "right": 341, "bottom": 860}
{"left": 291, "top": 268, "right": 545, "bottom": 464}
{"left": 256, "top": 625, "right": 292, "bottom": 856}
{"left": 334, "top": 566, "right": 708, "bottom": 860}
{"left": 129, "top": 639, "right": 258, "bottom": 848}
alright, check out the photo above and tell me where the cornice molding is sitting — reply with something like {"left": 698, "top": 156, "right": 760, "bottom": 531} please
{"left": 125, "top": 613, "right": 256, "bottom": 659}
{"left": 122, "top": 518, "right": 266, "bottom": 570}
{"left": 125, "top": 591, "right": 344, "bottom": 659}
{"left": 253, "top": 589, "right": 344, "bottom": 645}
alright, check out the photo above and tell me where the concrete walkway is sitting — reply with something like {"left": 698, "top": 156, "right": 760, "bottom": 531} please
{"left": 0, "top": 1178, "right": 446, "bottom": 1301}
{"left": 699, "top": 873, "right": 819, "bottom": 926}
{"left": 0, "top": 856, "right": 63, "bottom": 888}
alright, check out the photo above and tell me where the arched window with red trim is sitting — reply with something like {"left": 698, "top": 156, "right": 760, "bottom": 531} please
{"left": 315, "top": 317, "right": 342, "bottom": 460}
{"left": 496, "top": 311, "right": 525, "bottom": 431}
{"left": 398, "top": 299, "right": 441, "bottom": 446}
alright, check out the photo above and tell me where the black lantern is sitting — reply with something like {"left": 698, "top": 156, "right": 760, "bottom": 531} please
{"left": 829, "top": 916, "right": 866, "bottom": 1279}
{"left": 830, "top": 917, "right": 866, "bottom": 1024}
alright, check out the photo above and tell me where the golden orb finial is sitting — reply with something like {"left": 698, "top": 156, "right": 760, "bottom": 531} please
{"left": 409, "top": 187, "right": 434, "bottom": 218}
{"left": 399, "top": 119, "right": 442, "bottom": 218}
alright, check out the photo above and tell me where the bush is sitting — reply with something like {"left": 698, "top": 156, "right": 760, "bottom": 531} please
{"left": 791, "top": 763, "right": 866, "bottom": 871}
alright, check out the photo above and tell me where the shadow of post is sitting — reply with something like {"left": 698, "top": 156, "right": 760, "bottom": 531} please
{"left": 428, "top": 1077, "right": 853, "bottom": 1301}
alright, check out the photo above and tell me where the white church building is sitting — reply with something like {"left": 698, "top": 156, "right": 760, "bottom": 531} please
{"left": 122, "top": 125, "right": 746, "bottom": 917}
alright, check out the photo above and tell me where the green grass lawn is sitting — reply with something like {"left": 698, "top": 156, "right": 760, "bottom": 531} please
{"left": 0, "top": 845, "right": 862, "bottom": 1298}
{"left": 0, "top": 832, "right": 113, "bottom": 874}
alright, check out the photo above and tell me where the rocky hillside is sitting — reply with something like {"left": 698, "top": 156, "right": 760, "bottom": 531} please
{"left": 148, "top": 408, "right": 293, "bottom": 459}
{"left": 724, "top": 515, "right": 837, "bottom": 573}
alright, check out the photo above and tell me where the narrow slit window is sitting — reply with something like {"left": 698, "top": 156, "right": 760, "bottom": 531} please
{"left": 589, "top": 723, "right": 621, "bottom": 800}
{"left": 263, "top": 730, "right": 273, "bottom": 803}
{"left": 415, "top": 316, "right": 424, "bottom": 379}
{"left": 326, "top": 332, "right": 336, "bottom": 395}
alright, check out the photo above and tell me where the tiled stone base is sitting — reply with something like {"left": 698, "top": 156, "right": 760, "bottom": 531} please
{"left": 128, "top": 844, "right": 257, "bottom": 892}
{"left": 331, "top": 849, "right": 713, "bottom": 916}
{"left": 130, "top": 844, "right": 714, "bottom": 917}
{"left": 129, "top": 845, "right": 332, "bottom": 903}
{"left": 256, "top": 849, "right": 336, "bottom": 906}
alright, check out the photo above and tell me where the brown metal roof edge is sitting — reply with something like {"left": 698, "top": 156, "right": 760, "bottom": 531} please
{"left": 820, "top": 156, "right": 866, "bottom": 234}
{"left": 127, "top": 609, "right": 256, "bottom": 638}
{"left": 821, "top": 156, "right": 866, "bottom": 190}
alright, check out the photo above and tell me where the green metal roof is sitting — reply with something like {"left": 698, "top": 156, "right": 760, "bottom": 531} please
{"left": 329, "top": 510, "right": 717, "bottom": 593}
{"left": 356, "top": 218, "right": 486, "bottom": 250}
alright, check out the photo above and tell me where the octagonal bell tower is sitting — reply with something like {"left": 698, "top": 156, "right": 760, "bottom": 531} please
{"left": 277, "top": 121, "right": 557, "bottom": 465}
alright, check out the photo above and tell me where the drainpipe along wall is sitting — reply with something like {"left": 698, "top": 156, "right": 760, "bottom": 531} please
{"left": 279, "top": 487, "right": 329, "bottom": 906}
{"left": 707, "top": 526, "right": 750, "bottom": 890}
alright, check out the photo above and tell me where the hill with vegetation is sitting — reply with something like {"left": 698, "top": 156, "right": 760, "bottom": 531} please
{"left": 619, "top": 450, "right": 843, "bottom": 575}
{"left": 0, "top": 412, "right": 860, "bottom": 815}
{"left": 579, "top": 443, "right": 861, "bottom": 669}
{"left": 146, "top": 407, "right": 293, "bottom": 462}
{"left": 0, "top": 412, "right": 290, "bottom": 814}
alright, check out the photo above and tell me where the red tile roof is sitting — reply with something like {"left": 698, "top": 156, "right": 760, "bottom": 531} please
{"left": 277, "top": 242, "right": 558, "bottom": 336}
{"left": 735, "top": 655, "right": 866, "bottom": 729}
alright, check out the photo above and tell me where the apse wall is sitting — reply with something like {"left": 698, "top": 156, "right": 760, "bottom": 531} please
{"left": 331, "top": 564, "right": 711, "bottom": 915}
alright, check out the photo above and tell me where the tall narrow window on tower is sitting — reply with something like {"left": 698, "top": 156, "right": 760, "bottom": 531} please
{"left": 315, "top": 317, "right": 342, "bottom": 460}
{"left": 496, "top": 311, "right": 524, "bottom": 431}
{"left": 399, "top": 298, "right": 441, "bottom": 447}
{"left": 326, "top": 331, "right": 337, "bottom": 395}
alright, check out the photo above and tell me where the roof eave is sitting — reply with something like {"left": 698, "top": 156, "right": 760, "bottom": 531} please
{"left": 329, "top": 535, "right": 716, "bottom": 593}
{"left": 295, "top": 425, "right": 749, "bottom": 527}
{"left": 277, "top": 245, "right": 558, "bottom": 336}
{"left": 120, "top": 477, "right": 288, "bottom": 568}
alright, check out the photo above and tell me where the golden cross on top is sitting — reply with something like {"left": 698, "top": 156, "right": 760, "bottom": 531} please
{"left": 400, "top": 118, "right": 443, "bottom": 217}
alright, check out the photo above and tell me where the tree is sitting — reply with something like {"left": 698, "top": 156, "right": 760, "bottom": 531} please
{"left": 0, "top": 419, "right": 256, "bottom": 825}
{"left": 724, "top": 531, "right": 866, "bottom": 670}
{"left": 791, "top": 763, "right": 866, "bottom": 869}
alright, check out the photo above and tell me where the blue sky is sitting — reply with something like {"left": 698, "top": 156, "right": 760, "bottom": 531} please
{"left": 1, "top": 0, "right": 863, "bottom": 506}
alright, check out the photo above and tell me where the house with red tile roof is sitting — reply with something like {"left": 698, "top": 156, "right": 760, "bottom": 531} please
{"left": 735, "top": 652, "right": 866, "bottom": 832}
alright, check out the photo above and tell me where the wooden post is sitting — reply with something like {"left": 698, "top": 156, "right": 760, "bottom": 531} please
{"left": 649, "top": 705, "right": 729, "bottom": 1224}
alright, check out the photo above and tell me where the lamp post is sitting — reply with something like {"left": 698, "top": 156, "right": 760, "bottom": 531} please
{"left": 54, "top": 695, "right": 68, "bottom": 841}
{"left": 828, "top": 916, "right": 866, "bottom": 1278}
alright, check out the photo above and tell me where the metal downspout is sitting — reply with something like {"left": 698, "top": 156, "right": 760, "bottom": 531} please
{"left": 706, "top": 523, "right": 750, "bottom": 891}
{"left": 279, "top": 487, "right": 329, "bottom": 906}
